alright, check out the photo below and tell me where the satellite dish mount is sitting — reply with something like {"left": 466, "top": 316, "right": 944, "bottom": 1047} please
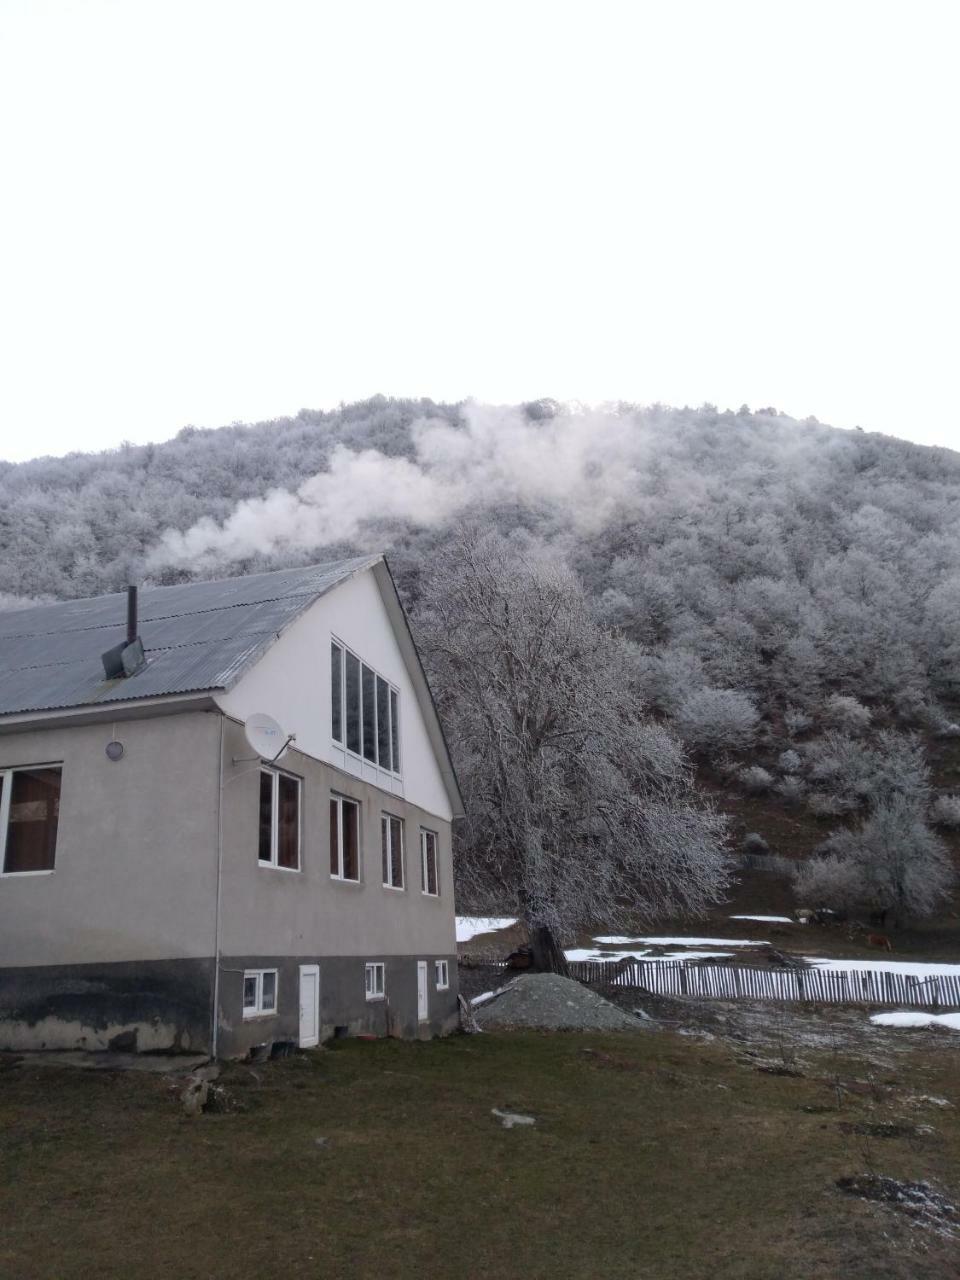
{"left": 233, "top": 713, "right": 296, "bottom": 765}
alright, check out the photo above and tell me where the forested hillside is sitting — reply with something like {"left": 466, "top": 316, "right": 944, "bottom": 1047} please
{"left": 4, "top": 397, "right": 960, "bottom": 916}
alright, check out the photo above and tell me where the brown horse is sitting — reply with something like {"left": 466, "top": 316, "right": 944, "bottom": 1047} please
{"left": 866, "top": 933, "right": 892, "bottom": 952}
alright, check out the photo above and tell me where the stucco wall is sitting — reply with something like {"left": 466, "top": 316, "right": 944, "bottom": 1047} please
{"left": 215, "top": 566, "right": 454, "bottom": 821}
{"left": 0, "top": 712, "right": 221, "bottom": 968}
{"left": 217, "top": 718, "right": 456, "bottom": 961}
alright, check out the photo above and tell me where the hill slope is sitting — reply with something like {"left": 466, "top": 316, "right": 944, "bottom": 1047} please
{"left": 3, "top": 397, "right": 960, "bottom": 918}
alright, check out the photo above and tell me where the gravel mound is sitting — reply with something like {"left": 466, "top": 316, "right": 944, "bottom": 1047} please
{"left": 473, "top": 973, "right": 651, "bottom": 1032}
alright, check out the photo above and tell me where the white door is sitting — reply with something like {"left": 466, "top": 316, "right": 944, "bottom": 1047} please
{"left": 417, "top": 960, "right": 429, "bottom": 1023}
{"left": 299, "top": 964, "right": 320, "bottom": 1047}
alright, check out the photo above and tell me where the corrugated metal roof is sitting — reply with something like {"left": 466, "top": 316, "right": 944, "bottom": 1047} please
{"left": 0, "top": 555, "right": 381, "bottom": 719}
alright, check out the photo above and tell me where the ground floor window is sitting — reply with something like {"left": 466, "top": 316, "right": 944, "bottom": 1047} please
{"left": 420, "top": 828, "right": 439, "bottom": 896}
{"left": 0, "top": 765, "right": 62, "bottom": 875}
{"left": 365, "top": 962, "right": 385, "bottom": 1001}
{"left": 243, "top": 969, "right": 278, "bottom": 1017}
{"left": 435, "top": 960, "right": 449, "bottom": 990}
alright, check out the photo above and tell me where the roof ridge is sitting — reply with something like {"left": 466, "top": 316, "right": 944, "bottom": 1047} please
{"left": 0, "top": 553, "right": 382, "bottom": 619}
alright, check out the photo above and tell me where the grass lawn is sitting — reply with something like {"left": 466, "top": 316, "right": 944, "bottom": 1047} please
{"left": 1, "top": 1024, "right": 958, "bottom": 1280}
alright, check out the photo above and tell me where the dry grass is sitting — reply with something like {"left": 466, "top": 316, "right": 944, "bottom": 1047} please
{"left": 1, "top": 1017, "right": 958, "bottom": 1280}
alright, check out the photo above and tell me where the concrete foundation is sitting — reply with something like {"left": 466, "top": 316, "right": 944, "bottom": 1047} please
{"left": 0, "top": 953, "right": 460, "bottom": 1056}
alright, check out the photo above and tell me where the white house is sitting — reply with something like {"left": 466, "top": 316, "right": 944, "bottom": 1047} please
{"left": 0, "top": 555, "right": 464, "bottom": 1057}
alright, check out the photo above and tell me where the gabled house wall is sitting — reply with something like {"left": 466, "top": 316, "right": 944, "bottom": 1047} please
{"left": 215, "top": 563, "right": 454, "bottom": 822}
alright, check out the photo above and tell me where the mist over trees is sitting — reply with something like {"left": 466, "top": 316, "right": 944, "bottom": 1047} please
{"left": 3, "top": 395, "right": 959, "bottom": 921}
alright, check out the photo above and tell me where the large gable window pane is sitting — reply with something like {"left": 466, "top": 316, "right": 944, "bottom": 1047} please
{"left": 277, "top": 774, "right": 300, "bottom": 869}
{"left": 361, "top": 665, "right": 377, "bottom": 763}
{"left": 331, "top": 642, "right": 343, "bottom": 743}
{"left": 345, "top": 651, "right": 361, "bottom": 754}
{"left": 376, "top": 676, "right": 391, "bottom": 770}
{"left": 3, "top": 767, "right": 61, "bottom": 873}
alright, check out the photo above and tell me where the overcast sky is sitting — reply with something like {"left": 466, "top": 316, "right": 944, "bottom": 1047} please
{"left": 1, "top": 0, "right": 958, "bottom": 464}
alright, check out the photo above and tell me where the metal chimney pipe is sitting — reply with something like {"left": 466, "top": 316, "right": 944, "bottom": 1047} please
{"left": 126, "top": 585, "right": 138, "bottom": 644}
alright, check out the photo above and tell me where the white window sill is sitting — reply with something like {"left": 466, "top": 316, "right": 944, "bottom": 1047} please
{"left": 365, "top": 994, "right": 385, "bottom": 1002}
{"left": 258, "top": 861, "right": 301, "bottom": 873}
{"left": 0, "top": 869, "right": 55, "bottom": 878}
{"left": 242, "top": 1010, "right": 277, "bottom": 1020}
{"left": 330, "top": 874, "right": 362, "bottom": 885}
{"left": 381, "top": 882, "right": 405, "bottom": 892}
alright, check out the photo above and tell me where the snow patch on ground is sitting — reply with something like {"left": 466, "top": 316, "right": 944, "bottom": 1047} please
{"left": 806, "top": 957, "right": 960, "bottom": 978}
{"left": 566, "top": 947, "right": 735, "bottom": 964}
{"left": 634, "top": 936, "right": 769, "bottom": 948}
{"left": 660, "top": 949, "right": 735, "bottom": 961}
{"left": 564, "top": 948, "right": 649, "bottom": 963}
{"left": 870, "top": 1011, "right": 960, "bottom": 1031}
{"left": 730, "top": 914, "right": 796, "bottom": 924}
{"left": 456, "top": 916, "right": 518, "bottom": 942}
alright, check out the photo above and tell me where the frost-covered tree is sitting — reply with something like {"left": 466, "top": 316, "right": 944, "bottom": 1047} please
{"left": 794, "top": 798, "right": 955, "bottom": 924}
{"left": 673, "top": 687, "right": 759, "bottom": 759}
{"left": 821, "top": 694, "right": 872, "bottom": 734}
{"left": 930, "top": 794, "right": 960, "bottom": 829}
{"left": 417, "top": 530, "right": 731, "bottom": 969}
{"left": 802, "top": 729, "right": 929, "bottom": 814}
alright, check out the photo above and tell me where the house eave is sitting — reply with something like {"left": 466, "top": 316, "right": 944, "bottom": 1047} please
{"left": 0, "top": 692, "right": 219, "bottom": 735}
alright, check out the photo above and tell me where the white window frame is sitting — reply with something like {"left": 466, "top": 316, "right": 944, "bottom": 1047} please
{"left": 0, "top": 763, "right": 62, "bottom": 878}
{"left": 434, "top": 960, "right": 449, "bottom": 990}
{"left": 330, "top": 793, "right": 361, "bottom": 882}
{"left": 331, "top": 637, "right": 402, "bottom": 777}
{"left": 420, "top": 828, "right": 440, "bottom": 897}
{"left": 365, "top": 961, "right": 385, "bottom": 1001}
{"left": 257, "top": 767, "right": 301, "bottom": 872}
{"left": 242, "top": 969, "right": 278, "bottom": 1018}
{"left": 381, "top": 813, "right": 405, "bottom": 890}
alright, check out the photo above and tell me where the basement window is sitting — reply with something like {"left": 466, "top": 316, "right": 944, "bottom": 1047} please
{"left": 365, "top": 962, "right": 385, "bottom": 1001}
{"left": 0, "top": 765, "right": 62, "bottom": 875}
{"left": 243, "top": 969, "right": 278, "bottom": 1018}
{"left": 435, "top": 960, "right": 449, "bottom": 990}
{"left": 381, "top": 813, "right": 404, "bottom": 889}
{"left": 330, "top": 794, "right": 361, "bottom": 881}
{"left": 420, "top": 828, "right": 439, "bottom": 897}
{"left": 331, "top": 638, "right": 401, "bottom": 774}
{"left": 258, "top": 768, "right": 301, "bottom": 870}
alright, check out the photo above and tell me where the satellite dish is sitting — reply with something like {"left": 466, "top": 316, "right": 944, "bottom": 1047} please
{"left": 241, "top": 713, "right": 293, "bottom": 763}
